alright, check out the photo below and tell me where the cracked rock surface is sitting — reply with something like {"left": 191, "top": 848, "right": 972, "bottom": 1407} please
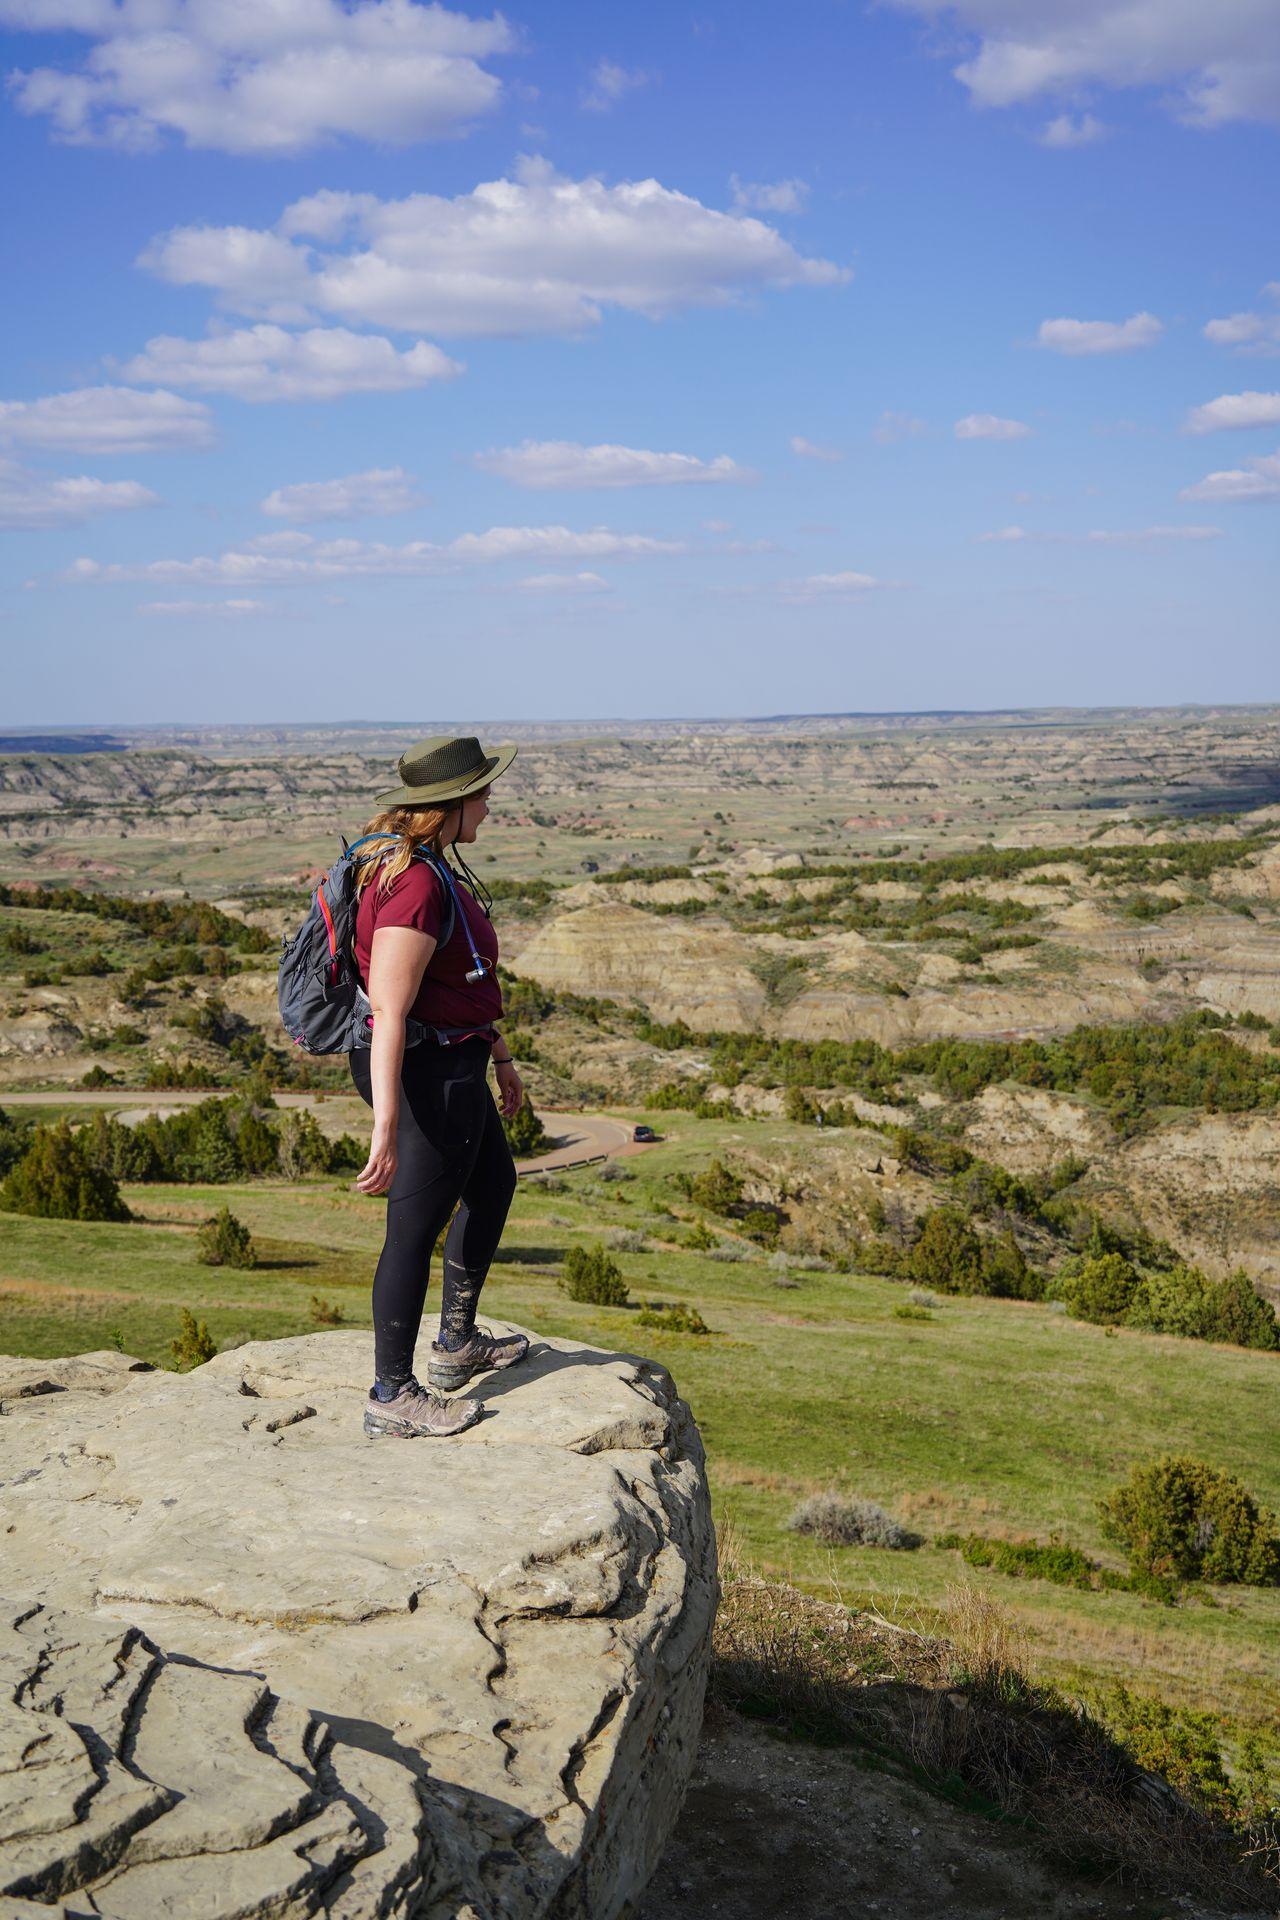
{"left": 0, "top": 1328, "right": 716, "bottom": 1919}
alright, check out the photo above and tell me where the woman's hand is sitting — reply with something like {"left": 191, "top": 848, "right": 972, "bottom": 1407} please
{"left": 355, "top": 1123, "right": 398, "bottom": 1195}
{"left": 494, "top": 1059, "right": 523, "bottom": 1119}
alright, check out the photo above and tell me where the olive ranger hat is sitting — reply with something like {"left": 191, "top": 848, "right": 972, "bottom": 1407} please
{"left": 374, "top": 734, "right": 518, "bottom": 809}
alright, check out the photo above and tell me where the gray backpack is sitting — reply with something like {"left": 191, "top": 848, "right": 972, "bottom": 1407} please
{"left": 276, "top": 836, "right": 455, "bottom": 1055}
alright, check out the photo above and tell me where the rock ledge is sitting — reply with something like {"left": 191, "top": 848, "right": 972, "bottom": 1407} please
{"left": 0, "top": 1327, "right": 716, "bottom": 1919}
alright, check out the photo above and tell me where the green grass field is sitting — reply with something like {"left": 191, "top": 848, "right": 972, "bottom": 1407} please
{"left": 2, "top": 1106, "right": 1277, "bottom": 1742}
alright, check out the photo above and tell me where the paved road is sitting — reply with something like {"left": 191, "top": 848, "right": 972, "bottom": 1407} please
{"left": 0, "top": 1089, "right": 648, "bottom": 1174}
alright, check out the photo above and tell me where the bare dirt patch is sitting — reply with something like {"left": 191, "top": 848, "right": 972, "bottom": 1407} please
{"left": 637, "top": 1705, "right": 1268, "bottom": 1920}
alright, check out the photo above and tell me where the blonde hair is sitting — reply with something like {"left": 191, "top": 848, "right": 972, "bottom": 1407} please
{"left": 353, "top": 805, "right": 453, "bottom": 898}
{"left": 352, "top": 788, "right": 489, "bottom": 898}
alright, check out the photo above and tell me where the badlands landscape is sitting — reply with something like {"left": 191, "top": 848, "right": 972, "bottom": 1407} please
{"left": 3, "top": 706, "right": 1280, "bottom": 1914}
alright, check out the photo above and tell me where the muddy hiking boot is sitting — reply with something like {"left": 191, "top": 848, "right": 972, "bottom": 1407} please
{"left": 363, "top": 1377, "right": 482, "bottom": 1440}
{"left": 427, "top": 1327, "right": 531, "bottom": 1394}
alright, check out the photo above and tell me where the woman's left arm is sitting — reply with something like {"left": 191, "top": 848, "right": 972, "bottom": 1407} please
{"left": 490, "top": 1031, "right": 523, "bottom": 1118}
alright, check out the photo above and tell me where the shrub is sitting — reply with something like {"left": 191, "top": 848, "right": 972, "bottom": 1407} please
{"left": 80, "top": 1064, "right": 119, "bottom": 1089}
{"left": 598, "top": 1160, "right": 633, "bottom": 1183}
{"left": 893, "top": 1303, "right": 933, "bottom": 1322}
{"left": 935, "top": 1530, "right": 1177, "bottom": 1604}
{"left": 1, "top": 924, "right": 42, "bottom": 955}
{"left": 275, "top": 1111, "right": 333, "bottom": 1179}
{"left": 788, "top": 1493, "right": 919, "bottom": 1550}
{"left": 907, "top": 1207, "right": 984, "bottom": 1293}
{"left": 309, "top": 1294, "right": 345, "bottom": 1326}
{"left": 503, "top": 1095, "right": 548, "bottom": 1156}
{"left": 706, "top": 1241, "right": 750, "bottom": 1263}
{"left": 1128, "top": 1262, "right": 1218, "bottom": 1339}
{"left": 1110, "top": 1261, "right": 1277, "bottom": 1351}
{"left": 0, "top": 1105, "right": 33, "bottom": 1178}
{"left": 980, "top": 1229, "right": 1042, "bottom": 1299}
{"left": 1208, "top": 1270, "right": 1279, "bottom": 1351}
{"left": 688, "top": 1158, "right": 744, "bottom": 1214}
{"left": 170, "top": 1308, "right": 218, "bottom": 1371}
{"left": 858, "top": 1237, "right": 905, "bottom": 1277}
{"left": 1099, "top": 1456, "right": 1280, "bottom": 1587}
{"left": 683, "top": 1220, "right": 715, "bottom": 1250}
{"left": 605, "top": 1227, "right": 648, "bottom": 1252}
{"left": 741, "top": 1206, "right": 780, "bottom": 1247}
{"left": 943, "top": 1533, "right": 1097, "bottom": 1590}
{"left": 0, "top": 1121, "right": 130, "bottom": 1222}
{"left": 1097, "top": 1686, "right": 1243, "bottom": 1823}
{"left": 559, "top": 1243, "right": 629, "bottom": 1306}
{"left": 196, "top": 1206, "right": 258, "bottom": 1270}
{"left": 1061, "top": 1251, "right": 1140, "bottom": 1324}
{"left": 233, "top": 1108, "right": 282, "bottom": 1176}
{"left": 637, "top": 1302, "right": 710, "bottom": 1335}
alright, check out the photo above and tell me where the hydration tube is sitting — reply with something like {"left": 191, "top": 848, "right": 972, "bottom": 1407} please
{"left": 426, "top": 852, "right": 491, "bottom": 983}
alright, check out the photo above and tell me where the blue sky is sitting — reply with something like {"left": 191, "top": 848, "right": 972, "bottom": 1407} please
{"left": 1, "top": 0, "right": 1277, "bottom": 724}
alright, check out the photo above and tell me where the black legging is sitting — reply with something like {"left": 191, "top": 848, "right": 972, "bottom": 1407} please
{"left": 348, "top": 1037, "right": 517, "bottom": 1386}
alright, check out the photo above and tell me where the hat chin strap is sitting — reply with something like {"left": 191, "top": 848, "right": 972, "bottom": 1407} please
{"left": 442, "top": 820, "right": 493, "bottom": 920}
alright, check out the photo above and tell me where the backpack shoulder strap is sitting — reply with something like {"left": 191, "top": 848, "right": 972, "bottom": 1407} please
{"left": 410, "top": 849, "right": 456, "bottom": 951}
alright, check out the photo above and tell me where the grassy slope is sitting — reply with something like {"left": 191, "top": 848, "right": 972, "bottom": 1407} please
{"left": 1, "top": 1108, "right": 1276, "bottom": 1734}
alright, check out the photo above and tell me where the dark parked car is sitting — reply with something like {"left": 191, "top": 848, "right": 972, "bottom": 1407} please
{"left": 632, "top": 1124, "right": 658, "bottom": 1143}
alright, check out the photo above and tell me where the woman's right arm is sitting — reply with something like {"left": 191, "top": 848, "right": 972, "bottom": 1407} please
{"left": 354, "top": 925, "right": 435, "bottom": 1196}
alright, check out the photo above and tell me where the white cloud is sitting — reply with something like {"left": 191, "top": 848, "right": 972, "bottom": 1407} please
{"left": 139, "top": 599, "right": 268, "bottom": 617}
{"left": 118, "top": 325, "right": 461, "bottom": 402}
{"left": 954, "top": 412, "right": 1031, "bottom": 440}
{"left": 790, "top": 434, "right": 844, "bottom": 462}
{"left": 474, "top": 439, "right": 751, "bottom": 489}
{"left": 243, "top": 530, "right": 316, "bottom": 553}
{"left": 1037, "top": 312, "right": 1163, "bottom": 355}
{"left": 730, "top": 175, "right": 809, "bottom": 214}
{"left": 0, "top": 457, "right": 158, "bottom": 529}
{"left": 978, "top": 522, "right": 1221, "bottom": 544}
{"left": 1039, "top": 111, "right": 1107, "bottom": 146}
{"left": 448, "top": 524, "right": 684, "bottom": 562}
{"left": 1183, "top": 390, "right": 1280, "bottom": 433}
{"left": 0, "top": 385, "right": 213, "bottom": 453}
{"left": 1203, "top": 297, "right": 1280, "bottom": 353}
{"left": 139, "top": 158, "right": 847, "bottom": 339}
{"left": 1079, "top": 524, "right": 1220, "bottom": 545}
{"left": 69, "top": 524, "right": 687, "bottom": 585}
{"left": 872, "top": 411, "right": 927, "bottom": 445}
{"left": 1180, "top": 449, "right": 1280, "bottom": 502}
{"left": 1, "top": 0, "right": 513, "bottom": 155}
{"left": 136, "top": 226, "right": 314, "bottom": 323}
{"left": 519, "top": 571, "right": 611, "bottom": 593}
{"left": 581, "top": 58, "right": 650, "bottom": 112}
{"left": 261, "top": 467, "right": 422, "bottom": 522}
{"left": 885, "top": 2, "right": 1280, "bottom": 128}
{"left": 779, "top": 570, "right": 888, "bottom": 601}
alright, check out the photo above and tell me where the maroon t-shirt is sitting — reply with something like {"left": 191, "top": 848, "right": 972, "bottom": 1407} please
{"left": 354, "top": 860, "right": 503, "bottom": 1031}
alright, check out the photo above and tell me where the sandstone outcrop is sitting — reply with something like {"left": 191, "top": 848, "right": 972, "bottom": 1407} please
{"left": 509, "top": 904, "right": 767, "bottom": 1032}
{"left": 0, "top": 1010, "right": 83, "bottom": 1059}
{"left": 0, "top": 1327, "right": 716, "bottom": 1919}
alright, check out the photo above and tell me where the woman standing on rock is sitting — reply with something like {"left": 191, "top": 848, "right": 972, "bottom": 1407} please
{"left": 349, "top": 735, "right": 530, "bottom": 1441}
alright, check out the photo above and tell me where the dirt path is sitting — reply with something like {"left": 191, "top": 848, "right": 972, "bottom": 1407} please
{"left": 0, "top": 1089, "right": 647, "bottom": 1174}
{"left": 637, "top": 1706, "right": 1266, "bottom": 1920}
